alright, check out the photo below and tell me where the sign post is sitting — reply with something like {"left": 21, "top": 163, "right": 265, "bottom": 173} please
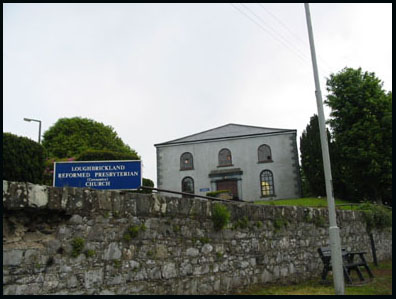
{"left": 54, "top": 160, "right": 142, "bottom": 190}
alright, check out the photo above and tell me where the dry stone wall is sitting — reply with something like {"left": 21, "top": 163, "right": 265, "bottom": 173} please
{"left": 2, "top": 180, "right": 392, "bottom": 295}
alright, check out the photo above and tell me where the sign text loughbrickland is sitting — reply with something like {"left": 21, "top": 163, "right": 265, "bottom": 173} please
{"left": 54, "top": 160, "right": 141, "bottom": 190}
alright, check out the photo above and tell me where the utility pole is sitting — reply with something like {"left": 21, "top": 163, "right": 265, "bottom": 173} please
{"left": 304, "top": 3, "right": 345, "bottom": 295}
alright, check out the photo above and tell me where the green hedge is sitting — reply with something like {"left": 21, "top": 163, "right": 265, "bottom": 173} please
{"left": 206, "top": 190, "right": 230, "bottom": 197}
{"left": 3, "top": 132, "right": 45, "bottom": 184}
{"left": 138, "top": 178, "right": 154, "bottom": 194}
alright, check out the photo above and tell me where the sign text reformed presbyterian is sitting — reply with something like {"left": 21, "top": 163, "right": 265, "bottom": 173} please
{"left": 54, "top": 160, "right": 141, "bottom": 190}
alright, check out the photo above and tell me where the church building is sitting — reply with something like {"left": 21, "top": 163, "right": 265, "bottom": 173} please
{"left": 154, "top": 123, "right": 301, "bottom": 201}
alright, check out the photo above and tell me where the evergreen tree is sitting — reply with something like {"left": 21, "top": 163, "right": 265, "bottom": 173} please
{"left": 300, "top": 114, "right": 330, "bottom": 197}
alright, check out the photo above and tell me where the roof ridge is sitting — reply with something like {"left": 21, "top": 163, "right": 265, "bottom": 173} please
{"left": 155, "top": 123, "right": 296, "bottom": 146}
{"left": 227, "top": 123, "right": 293, "bottom": 131}
{"left": 162, "top": 123, "right": 231, "bottom": 144}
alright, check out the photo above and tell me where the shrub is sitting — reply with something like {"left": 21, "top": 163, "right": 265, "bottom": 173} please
{"left": 43, "top": 156, "right": 75, "bottom": 186}
{"left": 71, "top": 237, "right": 85, "bottom": 258}
{"left": 113, "top": 259, "right": 122, "bottom": 268}
{"left": 232, "top": 216, "right": 249, "bottom": 230}
{"left": 137, "top": 178, "right": 155, "bottom": 194}
{"left": 199, "top": 236, "right": 210, "bottom": 244}
{"left": 128, "top": 225, "right": 140, "bottom": 238}
{"left": 216, "top": 251, "right": 224, "bottom": 261}
{"left": 212, "top": 203, "right": 231, "bottom": 231}
{"left": 357, "top": 202, "right": 392, "bottom": 233}
{"left": 123, "top": 223, "right": 146, "bottom": 241}
{"left": 304, "top": 211, "right": 327, "bottom": 227}
{"left": 273, "top": 217, "right": 288, "bottom": 232}
{"left": 3, "top": 132, "right": 45, "bottom": 184}
{"left": 206, "top": 190, "right": 230, "bottom": 197}
{"left": 85, "top": 249, "right": 96, "bottom": 258}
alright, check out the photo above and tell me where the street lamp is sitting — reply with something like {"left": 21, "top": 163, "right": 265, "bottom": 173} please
{"left": 304, "top": 3, "right": 344, "bottom": 295}
{"left": 23, "top": 118, "right": 42, "bottom": 144}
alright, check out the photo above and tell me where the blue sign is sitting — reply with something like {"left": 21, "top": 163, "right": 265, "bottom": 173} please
{"left": 200, "top": 188, "right": 210, "bottom": 192}
{"left": 54, "top": 160, "right": 142, "bottom": 190}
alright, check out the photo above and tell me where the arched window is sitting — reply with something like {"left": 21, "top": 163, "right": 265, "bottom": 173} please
{"left": 180, "top": 152, "right": 194, "bottom": 170}
{"left": 258, "top": 144, "right": 272, "bottom": 162}
{"left": 218, "top": 148, "right": 232, "bottom": 167}
{"left": 181, "top": 177, "right": 194, "bottom": 198}
{"left": 260, "top": 170, "right": 275, "bottom": 197}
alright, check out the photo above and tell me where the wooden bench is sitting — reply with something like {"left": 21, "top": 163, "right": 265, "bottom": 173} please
{"left": 318, "top": 247, "right": 374, "bottom": 284}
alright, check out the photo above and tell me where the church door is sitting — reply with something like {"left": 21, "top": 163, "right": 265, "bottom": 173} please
{"left": 216, "top": 180, "right": 239, "bottom": 200}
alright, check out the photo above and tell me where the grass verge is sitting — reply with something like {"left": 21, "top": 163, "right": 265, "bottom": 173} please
{"left": 235, "top": 260, "right": 392, "bottom": 295}
{"left": 254, "top": 197, "right": 360, "bottom": 210}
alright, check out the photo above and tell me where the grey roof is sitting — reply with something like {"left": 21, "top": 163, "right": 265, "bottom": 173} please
{"left": 155, "top": 123, "right": 296, "bottom": 146}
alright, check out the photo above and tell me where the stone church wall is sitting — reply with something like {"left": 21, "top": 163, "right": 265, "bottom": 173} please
{"left": 2, "top": 180, "right": 392, "bottom": 295}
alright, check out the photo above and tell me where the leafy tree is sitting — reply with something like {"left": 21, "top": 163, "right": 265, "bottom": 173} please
{"left": 3, "top": 132, "right": 45, "bottom": 184}
{"left": 76, "top": 149, "right": 139, "bottom": 161}
{"left": 42, "top": 117, "right": 139, "bottom": 159}
{"left": 325, "top": 67, "right": 392, "bottom": 204}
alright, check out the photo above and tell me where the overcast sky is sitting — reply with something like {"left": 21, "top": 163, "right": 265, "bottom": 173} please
{"left": 3, "top": 3, "right": 392, "bottom": 185}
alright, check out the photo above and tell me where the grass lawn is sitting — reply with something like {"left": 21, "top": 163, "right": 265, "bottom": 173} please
{"left": 235, "top": 260, "right": 392, "bottom": 295}
{"left": 254, "top": 197, "right": 360, "bottom": 210}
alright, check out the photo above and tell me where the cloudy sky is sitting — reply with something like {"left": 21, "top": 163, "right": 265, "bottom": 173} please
{"left": 3, "top": 3, "right": 392, "bottom": 185}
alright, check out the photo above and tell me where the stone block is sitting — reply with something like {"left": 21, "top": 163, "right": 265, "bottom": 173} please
{"left": 147, "top": 267, "right": 162, "bottom": 280}
{"left": 165, "top": 197, "right": 179, "bottom": 216}
{"left": 162, "top": 262, "right": 177, "bottom": 279}
{"left": 23, "top": 249, "right": 41, "bottom": 264}
{"left": 84, "top": 268, "right": 103, "bottom": 289}
{"left": 121, "top": 193, "right": 136, "bottom": 216}
{"left": 135, "top": 194, "right": 153, "bottom": 215}
{"left": 3, "top": 181, "right": 28, "bottom": 209}
{"left": 193, "top": 264, "right": 210, "bottom": 275}
{"left": 3, "top": 249, "right": 24, "bottom": 266}
{"left": 68, "top": 214, "right": 83, "bottom": 225}
{"left": 103, "top": 242, "right": 122, "bottom": 260}
{"left": 261, "top": 269, "right": 272, "bottom": 283}
{"left": 178, "top": 197, "right": 193, "bottom": 216}
{"left": 155, "top": 244, "right": 168, "bottom": 259}
{"left": 201, "top": 243, "right": 213, "bottom": 255}
{"left": 3, "top": 284, "right": 34, "bottom": 295}
{"left": 180, "top": 261, "right": 193, "bottom": 276}
{"left": 64, "top": 187, "right": 83, "bottom": 213}
{"left": 186, "top": 247, "right": 199, "bottom": 257}
{"left": 27, "top": 182, "right": 48, "bottom": 208}
{"left": 47, "top": 187, "right": 63, "bottom": 210}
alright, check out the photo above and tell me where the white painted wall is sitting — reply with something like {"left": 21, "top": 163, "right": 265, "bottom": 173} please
{"left": 156, "top": 132, "right": 301, "bottom": 201}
